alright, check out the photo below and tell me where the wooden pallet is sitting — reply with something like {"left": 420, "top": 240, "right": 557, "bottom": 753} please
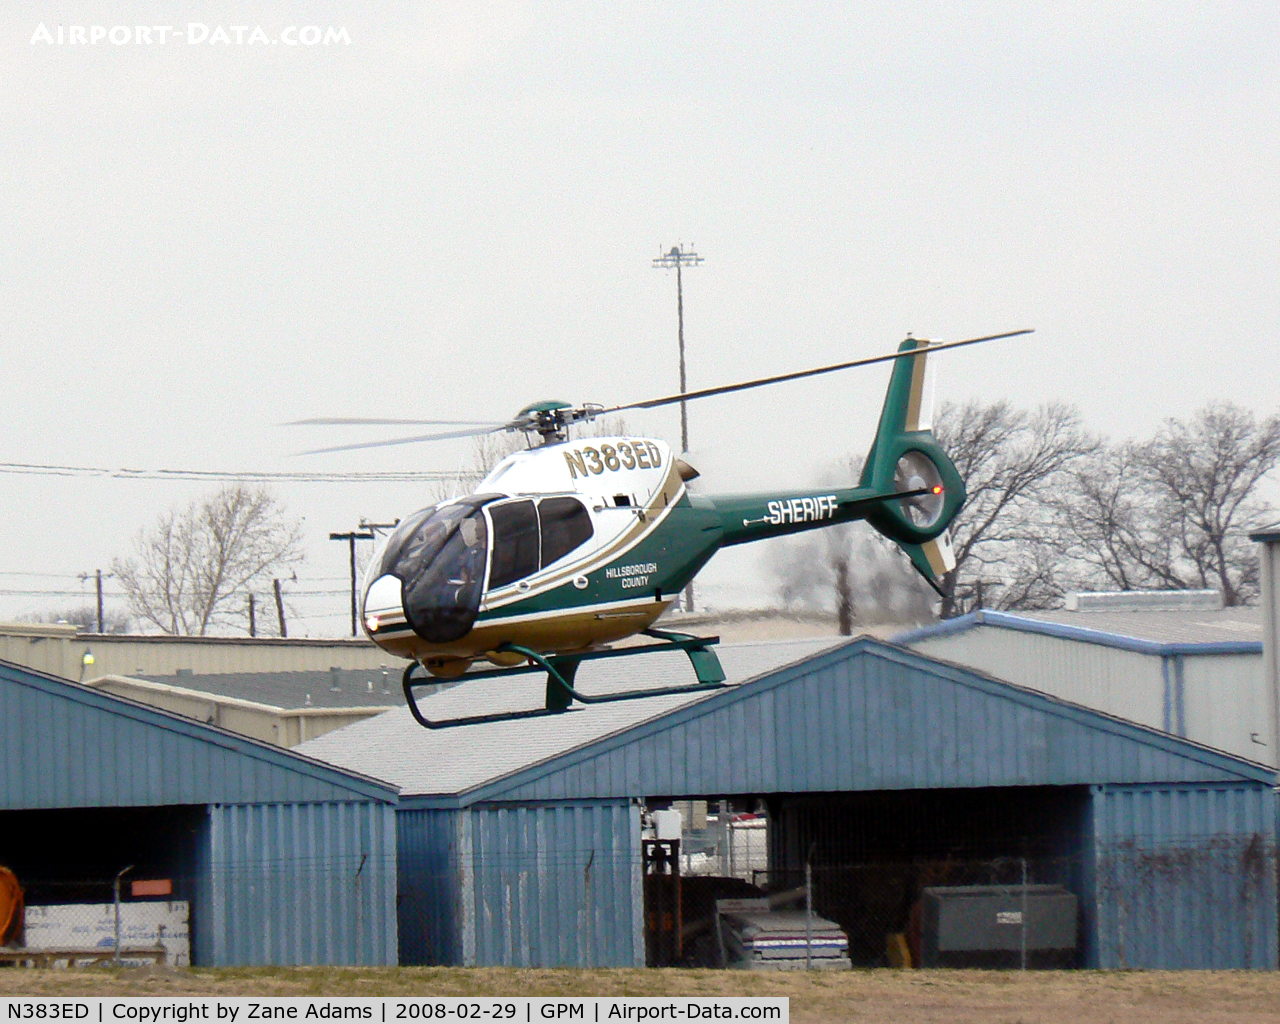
{"left": 0, "top": 945, "right": 167, "bottom": 968}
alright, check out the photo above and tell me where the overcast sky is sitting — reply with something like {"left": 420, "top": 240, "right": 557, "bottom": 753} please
{"left": 2, "top": 2, "right": 1277, "bottom": 633}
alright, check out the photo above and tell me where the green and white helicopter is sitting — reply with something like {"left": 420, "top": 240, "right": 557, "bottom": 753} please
{"left": 300, "top": 330, "right": 1030, "bottom": 727}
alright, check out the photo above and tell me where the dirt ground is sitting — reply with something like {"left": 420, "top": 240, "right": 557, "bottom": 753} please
{"left": 1, "top": 967, "right": 1279, "bottom": 1024}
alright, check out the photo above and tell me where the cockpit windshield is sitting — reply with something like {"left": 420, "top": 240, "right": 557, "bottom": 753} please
{"left": 378, "top": 496, "right": 495, "bottom": 643}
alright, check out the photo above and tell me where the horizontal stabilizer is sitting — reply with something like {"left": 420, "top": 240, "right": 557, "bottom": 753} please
{"left": 897, "top": 532, "right": 955, "bottom": 596}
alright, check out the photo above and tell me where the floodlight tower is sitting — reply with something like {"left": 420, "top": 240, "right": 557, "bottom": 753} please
{"left": 652, "top": 244, "right": 703, "bottom": 454}
{"left": 653, "top": 243, "right": 703, "bottom": 613}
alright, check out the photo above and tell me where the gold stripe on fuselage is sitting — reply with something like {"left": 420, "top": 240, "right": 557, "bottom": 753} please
{"left": 372, "top": 597, "right": 674, "bottom": 663}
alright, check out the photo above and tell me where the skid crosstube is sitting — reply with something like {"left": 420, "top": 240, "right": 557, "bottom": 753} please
{"left": 401, "top": 627, "right": 727, "bottom": 730}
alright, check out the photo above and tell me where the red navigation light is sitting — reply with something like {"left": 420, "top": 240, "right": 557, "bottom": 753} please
{"left": 932, "top": 485, "right": 944, "bottom": 495}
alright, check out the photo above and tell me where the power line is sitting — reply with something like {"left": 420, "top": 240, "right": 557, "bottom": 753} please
{"left": 0, "top": 589, "right": 111, "bottom": 598}
{"left": 0, "top": 571, "right": 86, "bottom": 579}
{"left": 0, "top": 462, "right": 454, "bottom": 483}
{"left": 0, "top": 587, "right": 352, "bottom": 599}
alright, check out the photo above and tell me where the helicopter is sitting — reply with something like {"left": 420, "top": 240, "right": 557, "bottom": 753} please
{"left": 297, "top": 329, "right": 1031, "bottom": 728}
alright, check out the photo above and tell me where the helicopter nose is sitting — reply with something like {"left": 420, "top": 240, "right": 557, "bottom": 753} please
{"left": 362, "top": 574, "right": 406, "bottom": 636}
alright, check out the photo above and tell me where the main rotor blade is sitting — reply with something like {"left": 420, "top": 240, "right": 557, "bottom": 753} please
{"left": 297, "top": 423, "right": 515, "bottom": 456}
{"left": 603, "top": 329, "right": 1034, "bottom": 413}
{"left": 285, "top": 417, "right": 503, "bottom": 427}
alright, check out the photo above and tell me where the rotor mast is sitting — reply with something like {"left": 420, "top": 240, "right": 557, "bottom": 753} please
{"left": 513, "top": 401, "right": 603, "bottom": 447}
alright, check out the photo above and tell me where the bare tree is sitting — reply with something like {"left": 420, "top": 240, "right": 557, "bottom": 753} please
{"left": 112, "top": 486, "right": 305, "bottom": 635}
{"left": 1059, "top": 441, "right": 1176, "bottom": 592}
{"left": 934, "top": 400, "right": 1100, "bottom": 617}
{"left": 1064, "top": 403, "right": 1280, "bottom": 606}
{"left": 767, "top": 521, "right": 938, "bottom": 632}
{"left": 770, "top": 400, "right": 1277, "bottom": 620}
{"left": 767, "top": 456, "right": 936, "bottom": 631}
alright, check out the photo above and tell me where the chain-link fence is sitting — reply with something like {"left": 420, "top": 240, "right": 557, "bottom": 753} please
{"left": 1, "top": 877, "right": 188, "bottom": 968}
{"left": 744, "top": 856, "right": 1080, "bottom": 969}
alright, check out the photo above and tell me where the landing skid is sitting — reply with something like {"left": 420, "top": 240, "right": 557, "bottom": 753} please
{"left": 402, "top": 627, "right": 727, "bottom": 729}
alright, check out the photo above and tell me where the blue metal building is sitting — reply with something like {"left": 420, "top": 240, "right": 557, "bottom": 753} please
{"left": 895, "top": 606, "right": 1270, "bottom": 762}
{"left": 301, "top": 638, "right": 1278, "bottom": 971}
{"left": 0, "top": 658, "right": 399, "bottom": 966}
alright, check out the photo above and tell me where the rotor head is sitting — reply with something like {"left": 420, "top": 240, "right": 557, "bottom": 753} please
{"left": 511, "top": 400, "right": 603, "bottom": 445}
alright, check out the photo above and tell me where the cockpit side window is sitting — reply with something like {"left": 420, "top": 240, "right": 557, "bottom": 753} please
{"left": 538, "top": 496, "right": 593, "bottom": 566}
{"left": 488, "top": 499, "right": 540, "bottom": 589}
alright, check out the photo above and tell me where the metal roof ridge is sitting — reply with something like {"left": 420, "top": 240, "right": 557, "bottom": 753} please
{"left": 0, "top": 657, "right": 400, "bottom": 802}
{"left": 892, "top": 611, "right": 983, "bottom": 644}
{"left": 895, "top": 608, "right": 1262, "bottom": 655}
{"left": 418, "top": 637, "right": 1277, "bottom": 806}
{"left": 439, "top": 638, "right": 862, "bottom": 806}
{"left": 92, "top": 673, "right": 294, "bottom": 714}
{"left": 424, "top": 691, "right": 728, "bottom": 805}
{"left": 383, "top": 637, "right": 847, "bottom": 804}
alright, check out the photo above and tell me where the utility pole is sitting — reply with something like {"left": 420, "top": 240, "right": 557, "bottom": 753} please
{"left": 330, "top": 529, "right": 375, "bottom": 637}
{"left": 359, "top": 518, "right": 400, "bottom": 537}
{"left": 79, "top": 569, "right": 113, "bottom": 632}
{"left": 273, "top": 579, "right": 288, "bottom": 638}
{"left": 653, "top": 243, "right": 703, "bottom": 612}
{"left": 247, "top": 593, "right": 257, "bottom": 638}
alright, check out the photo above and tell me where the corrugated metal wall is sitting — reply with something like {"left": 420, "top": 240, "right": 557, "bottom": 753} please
{"left": 0, "top": 628, "right": 406, "bottom": 682}
{"left": 1091, "top": 783, "right": 1278, "bottom": 969}
{"left": 206, "top": 801, "right": 398, "bottom": 966}
{"left": 1179, "top": 655, "right": 1273, "bottom": 762}
{"left": 398, "top": 808, "right": 470, "bottom": 966}
{"left": 912, "top": 629, "right": 1168, "bottom": 729}
{"left": 910, "top": 629, "right": 1272, "bottom": 765}
{"left": 468, "top": 801, "right": 643, "bottom": 968}
{"left": 399, "top": 802, "right": 643, "bottom": 967}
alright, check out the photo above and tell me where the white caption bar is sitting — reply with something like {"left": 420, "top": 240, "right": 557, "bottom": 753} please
{"left": 0, "top": 998, "right": 787, "bottom": 1024}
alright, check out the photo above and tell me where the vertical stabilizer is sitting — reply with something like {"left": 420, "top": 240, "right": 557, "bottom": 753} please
{"left": 860, "top": 338, "right": 963, "bottom": 594}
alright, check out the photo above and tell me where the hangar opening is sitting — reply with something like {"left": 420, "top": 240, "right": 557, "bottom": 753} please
{"left": 770, "top": 785, "right": 1088, "bottom": 968}
{"left": 0, "top": 805, "right": 207, "bottom": 964}
{"left": 644, "top": 786, "right": 1089, "bottom": 968}
{"left": 0, "top": 805, "right": 207, "bottom": 900}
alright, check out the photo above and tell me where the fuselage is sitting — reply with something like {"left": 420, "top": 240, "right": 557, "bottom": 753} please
{"left": 361, "top": 435, "right": 884, "bottom": 674}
